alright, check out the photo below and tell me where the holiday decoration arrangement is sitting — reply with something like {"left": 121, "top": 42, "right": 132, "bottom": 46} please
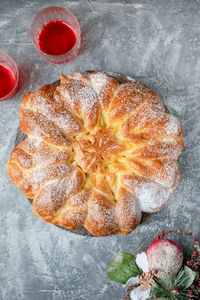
{"left": 107, "top": 230, "right": 200, "bottom": 299}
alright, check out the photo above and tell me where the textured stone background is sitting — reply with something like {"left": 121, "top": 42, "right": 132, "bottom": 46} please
{"left": 0, "top": 0, "right": 200, "bottom": 299}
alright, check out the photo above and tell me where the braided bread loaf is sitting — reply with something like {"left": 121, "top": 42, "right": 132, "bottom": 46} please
{"left": 7, "top": 72, "right": 183, "bottom": 236}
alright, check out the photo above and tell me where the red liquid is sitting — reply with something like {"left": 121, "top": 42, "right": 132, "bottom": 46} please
{"left": 0, "top": 65, "right": 14, "bottom": 98}
{"left": 38, "top": 21, "right": 77, "bottom": 55}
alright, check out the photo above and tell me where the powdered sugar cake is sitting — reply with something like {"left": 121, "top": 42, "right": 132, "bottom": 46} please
{"left": 7, "top": 71, "right": 184, "bottom": 236}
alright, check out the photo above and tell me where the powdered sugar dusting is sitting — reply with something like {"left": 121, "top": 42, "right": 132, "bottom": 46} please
{"left": 25, "top": 86, "right": 82, "bottom": 135}
{"left": 124, "top": 176, "right": 171, "bottom": 213}
{"left": 131, "top": 140, "right": 182, "bottom": 160}
{"left": 57, "top": 80, "right": 99, "bottom": 129}
{"left": 76, "top": 85, "right": 98, "bottom": 112}
{"left": 91, "top": 201, "right": 114, "bottom": 224}
{"left": 90, "top": 72, "right": 110, "bottom": 94}
{"left": 34, "top": 167, "right": 83, "bottom": 214}
{"left": 163, "top": 114, "right": 182, "bottom": 136}
{"left": 152, "top": 159, "right": 178, "bottom": 188}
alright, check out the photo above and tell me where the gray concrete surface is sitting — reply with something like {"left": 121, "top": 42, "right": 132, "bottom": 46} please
{"left": 0, "top": 0, "right": 200, "bottom": 299}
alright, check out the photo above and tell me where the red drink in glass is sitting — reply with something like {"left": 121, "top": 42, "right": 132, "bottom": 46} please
{"left": 38, "top": 21, "right": 77, "bottom": 55}
{"left": 30, "top": 7, "right": 81, "bottom": 64}
{"left": 0, "top": 65, "right": 14, "bottom": 98}
{"left": 0, "top": 51, "right": 19, "bottom": 101}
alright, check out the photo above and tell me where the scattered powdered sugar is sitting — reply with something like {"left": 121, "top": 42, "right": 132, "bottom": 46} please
{"left": 35, "top": 179, "right": 68, "bottom": 212}
{"left": 109, "top": 83, "right": 143, "bottom": 117}
{"left": 67, "top": 190, "right": 89, "bottom": 206}
{"left": 154, "top": 159, "right": 178, "bottom": 188}
{"left": 25, "top": 111, "right": 71, "bottom": 147}
{"left": 131, "top": 140, "right": 182, "bottom": 160}
{"left": 135, "top": 105, "right": 164, "bottom": 128}
{"left": 90, "top": 72, "right": 110, "bottom": 95}
{"left": 123, "top": 176, "right": 172, "bottom": 213}
{"left": 62, "top": 209, "right": 86, "bottom": 224}
{"left": 30, "top": 164, "right": 72, "bottom": 191}
{"left": 90, "top": 198, "right": 114, "bottom": 224}
{"left": 163, "top": 114, "right": 182, "bottom": 136}
{"left": 88, "top": 193, "right": 118, "bottom": 234}
{"left": 132, "top": 106, "right": 182, "bottom": 138}
{"left": 57, "top": 80, "right": 100, "bottom": 129}
{"left": 25, "top": 88, "right": 82, "bottom": 135}
{"left": 108, "top": 82, "right": 163, "bottom": 121}
{"left": 137, "top": 182, "right": 170, "bottom": 213}
{"left": 68, "top": 73, "right": 83, "bottom": 80}
{"left": 117, "top": 188, "right": 141, "bottom": 228}
{"left": 76, "top": 85, "right": 98, "bottom": 112}
{"left": 30, "top": 138, "right": 43, "bottom": 149}
{"left": 18, "top": 138, "right": 71, "bottom": 169}
{"left": 61, "top": 81, "right": 98, "bottom": 114}
{"left": 35, "top": 168, "right": 81, "bottom": 212}
{"left": 52, "top": 110, "right": 81, "bottom": 133}
{"left": 33, "top": 148, "right": 70, "bottom": 166}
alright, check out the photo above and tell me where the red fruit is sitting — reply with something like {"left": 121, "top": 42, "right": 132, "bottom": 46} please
{"left": 147, "top": 239, "right": 183, "bottom": 278}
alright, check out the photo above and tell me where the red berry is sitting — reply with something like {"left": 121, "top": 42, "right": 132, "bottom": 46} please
{"left": 161, "top": 231, "right": 165, "bottom": 236}
{"left": 175, "top": 285, "right": 178, "bottom": 290}
{"left": 193, "top": 251, "right": 197, "bottom": 257}
{"left": 154, "top": 296, "right": 157, "bottom": 299}
{"left": 168, "top": 230, "right": 172, "bottom": 233}
{"left": 189, "top": 291, "right": 193, "bottom": 296}
{"left": 153, "top": 269, "right": 158, "bottom": 274}
{"left": 156, "top": 235, "right": 160, "bottom": 240}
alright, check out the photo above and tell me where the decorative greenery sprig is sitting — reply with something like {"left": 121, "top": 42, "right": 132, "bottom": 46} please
{"left": 150, "top": 266, "right": 197, "bottom": 299}
{"left": 107, "top": 229, "right": 200, "bottom": 300}
{"left": 155, "top": 229, "right": 200, "bottom": 299}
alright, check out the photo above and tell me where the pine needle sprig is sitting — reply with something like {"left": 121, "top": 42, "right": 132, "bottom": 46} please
{"left": 150, "top": 267, "right": 198, "bottom": 300}
{"left": 150, "top": 275, "right": 176, "bottom": 299}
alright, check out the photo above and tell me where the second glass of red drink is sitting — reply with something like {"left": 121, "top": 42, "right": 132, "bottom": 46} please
{"left": 30, "top": 6, "right": 81, "bottom": 64}
{"left": 0, "top": 50, "right": 19, "bottom": 101}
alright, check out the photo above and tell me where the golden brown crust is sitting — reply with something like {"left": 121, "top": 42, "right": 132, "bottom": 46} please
{"left": 56, "top": 80, "right": 100, "bottom": 130}
{"left": 7, "top": 72, "right": 184, "bottom": 236}
{"left": 116, "top": 187, "right": 141, "bottom": 234}
{"left": 60, "top": 71, "right": 120, "bottom": 111}
{"left": 84, "top": 192, "right": 119, "bottom": 236}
